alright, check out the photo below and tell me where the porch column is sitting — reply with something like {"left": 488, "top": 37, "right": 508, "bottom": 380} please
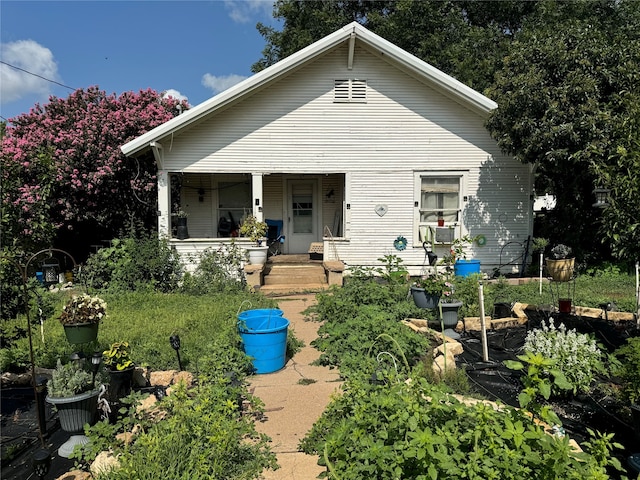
{"left": 252, "top": 174, "right": 264, "bottom": 221}
{"left": 157, "top": 170, "right": 170, "bottom": 237}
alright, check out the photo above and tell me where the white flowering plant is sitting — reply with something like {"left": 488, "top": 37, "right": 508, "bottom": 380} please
{"left": 58, "top": 294, "right": 107, "bottom": 325}
{"left": 524, "top": 318, "right": 606, "bottom": 395}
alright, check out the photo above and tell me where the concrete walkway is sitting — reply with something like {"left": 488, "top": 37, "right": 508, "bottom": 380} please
{"left": 248, "top": 294, "right": 342, "bottom": 480}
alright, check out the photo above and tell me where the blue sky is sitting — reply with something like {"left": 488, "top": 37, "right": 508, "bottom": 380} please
{"left": 0, "top": 0, "right": 281, "bottom": 122}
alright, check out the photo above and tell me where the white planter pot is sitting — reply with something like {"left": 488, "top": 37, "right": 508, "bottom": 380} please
{"left": 246, "top": 245, "right": 268, "bottom": 265}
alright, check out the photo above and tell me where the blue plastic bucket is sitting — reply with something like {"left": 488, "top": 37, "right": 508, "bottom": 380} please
{"left": 454, "top": 259, "right": 481, "bottom": 277}
{"left": 238, "top": 316, "right": 289, "bottom": 374}
{"left": 237, "top": 308, "right": 283, "bottom": 322}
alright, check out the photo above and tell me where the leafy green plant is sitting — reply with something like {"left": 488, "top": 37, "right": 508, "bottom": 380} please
{"left": 180, "top": 241, "right": 246, "bottom": 295}
{"left": 48, "top": 360, "right": 104, "bottom": 398}
{"left": 309, "top": 279, "right": 429, "bottom": 379}
{"left": 613, "top": 337, "right": 640, "bottom": 403}
{"left": 523, "top": 318, "right": 606, "bottom": 395}
{"left": 239, "top": 214, "right": 267, "bottom": 245}
{"left": 103, "top": 341, "right": 133, "bottom": 371}
{"left": 505, "top": 351, "right": 571, "bottom": 426}
{"left": 376, "top": 254, "right": 408, "bottom": 284}
{"left": 87, "top": 381, "right": 277, "bottom": 479}
{"left": 301, "top": 376, "right": 617, "bottom": 479}
{"left": 77, "top": 234, "right": 184, "bottom": 293}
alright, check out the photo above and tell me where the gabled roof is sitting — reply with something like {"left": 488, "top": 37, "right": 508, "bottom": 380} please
{"left": 121, "top": 22, "right": 497, "bottom": 157}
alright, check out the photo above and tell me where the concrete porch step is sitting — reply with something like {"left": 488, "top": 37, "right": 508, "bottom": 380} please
{"left": 259, "top": 283, "right": 330, "bottom": 296}
{"left": 264, "top": 264, "right": 327, "bottom": 285}
{"left": 261, "top": 263, "right": 328, "bottom": 293}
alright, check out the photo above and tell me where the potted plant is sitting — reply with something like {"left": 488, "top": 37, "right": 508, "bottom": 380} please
{"left": 103, "top": 341, "right": 136, "bottom": 415}
{"left": 59, "top": 293, "right": 107, "bottom": 344}
{"left": 239, "top": 214, "right": 268, "bottom": 264}
{"left": 175, "top": 209, "right": 189, "bottom": 240}
{"left": 448, "top": 235, "right": 482, "bottom": 277}
{"left": 46, "top": 359, "right": 104, "bottom": 458}
{"left": 410, "top": 272, "right": 446, "bottom": 309}
{"left": 545, "top": 244, "right": 574, "bottom": 282}
{"left": 438, "top": 279, "right": 463, "bottom": 337}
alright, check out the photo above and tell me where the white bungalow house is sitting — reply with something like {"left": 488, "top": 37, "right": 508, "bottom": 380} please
{"left": 121, "top": 22, "right": 533, "bottom": 278}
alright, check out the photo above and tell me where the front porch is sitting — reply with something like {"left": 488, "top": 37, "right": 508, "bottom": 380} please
{"left": 162, "top": 172, "right": 346, "bottom": 257}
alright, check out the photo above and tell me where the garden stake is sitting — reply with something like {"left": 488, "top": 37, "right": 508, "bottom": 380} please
{"left": 170, "top": 334, "right": 183, "bottom": 371}
{"left": 478, "top": 280, "right": 489, "bottom": 362}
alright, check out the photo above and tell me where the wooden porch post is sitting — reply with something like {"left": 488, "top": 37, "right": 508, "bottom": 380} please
{"left": 157, "top": 170, "right": 170, "bottom": 237}
{"left": 252, "top": 174, "right": 264, "bottom": 221}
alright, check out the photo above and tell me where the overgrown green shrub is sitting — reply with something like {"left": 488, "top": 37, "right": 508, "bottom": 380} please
{"left": 77, "top": 235, "right": 183, "bottom": 293}
{"left": 613, "top": 337, "right": 640, "bottom": 404}
{"left": 76, "top": 374, "right": 277, "bottom": 478}
{"left": 180, "top": 241, "right": 246, "bottom": 295}
{"left": 301, "top": 377, "right": 622, "bottom": 479}
{"left": 309, "top": 276, "right": 430, "bottom": 379}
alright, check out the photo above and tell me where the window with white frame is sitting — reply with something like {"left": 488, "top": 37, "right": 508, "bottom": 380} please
{"left": 415, "top": 173, "right": 464, "bottom": 244}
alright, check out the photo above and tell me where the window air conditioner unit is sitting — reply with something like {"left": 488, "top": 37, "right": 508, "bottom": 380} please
{"left": 435, "top": 227, "right": 454, "bottom": 244}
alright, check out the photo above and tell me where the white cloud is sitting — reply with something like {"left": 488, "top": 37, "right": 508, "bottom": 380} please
{"left": 162, "top": 89, "right": 189, "bottom": 104}
{"left": 224, "top": 0, "right": 273, "bottom": 24}
{"left": 0, "top": 40, "right": 59, "bottom": 104}
{"left": 202, "top": 73, "right": 247, "bottom": 94}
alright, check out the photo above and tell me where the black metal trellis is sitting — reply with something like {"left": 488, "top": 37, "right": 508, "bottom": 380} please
{"left": 2, "top": 248, "right": 77, "bottom": 447}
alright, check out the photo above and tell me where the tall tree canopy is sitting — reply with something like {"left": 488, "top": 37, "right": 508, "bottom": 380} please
{"left": 486, "top": 0, "right": 640, "bottom": 261}
{"left": 1, "top": 86, "right": 188, "bottom": 253}
{"left": 253, "top": 0, "right": 535, "bottom": 93}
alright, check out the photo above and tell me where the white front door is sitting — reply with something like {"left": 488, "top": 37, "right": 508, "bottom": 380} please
{"left": 287, "top": 179, "right": 319, "bottom": 254}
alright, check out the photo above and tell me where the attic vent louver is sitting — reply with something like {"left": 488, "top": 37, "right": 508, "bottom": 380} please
{"left": 334, "top": 79, "right": 367, "bottom": 103}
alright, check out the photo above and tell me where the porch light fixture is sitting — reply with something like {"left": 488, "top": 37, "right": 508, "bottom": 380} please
{"left": 170, "top": 334, "right": 183, "bottom": 371}
{"left": 592, "top": 187, "right": 610, "bottom": 208}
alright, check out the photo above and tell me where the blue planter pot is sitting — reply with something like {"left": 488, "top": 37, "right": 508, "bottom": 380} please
{"left": 454, "top": 259, "right": 481, "bottom": 277}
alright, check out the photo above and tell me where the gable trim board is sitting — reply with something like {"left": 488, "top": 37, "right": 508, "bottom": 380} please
{"left": 121, "top": 23, "right": 533, "bottom": 275}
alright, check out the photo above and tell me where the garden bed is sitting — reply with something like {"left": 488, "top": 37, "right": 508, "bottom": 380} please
{"left": 455, "top": 305, "right": 640, "bottom": 479}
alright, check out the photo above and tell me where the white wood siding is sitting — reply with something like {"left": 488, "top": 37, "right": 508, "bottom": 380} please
{"left": 160, "top": 41, "right": 532, "bottom": 272}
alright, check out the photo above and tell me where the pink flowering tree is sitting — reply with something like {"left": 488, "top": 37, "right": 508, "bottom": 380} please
{"left": 1, "top": 86, "right": 188, "bottom": 252}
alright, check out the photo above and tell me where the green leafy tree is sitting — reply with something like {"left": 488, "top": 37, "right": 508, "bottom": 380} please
{"left": 486, "top": 0, "right": 640, "bottom": 261}
{"left": 253, "top": 0, "right": 532, "bottom": 94}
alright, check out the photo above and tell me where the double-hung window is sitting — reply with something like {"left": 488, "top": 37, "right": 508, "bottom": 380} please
{"left": 415, "top": 172, "right": 465, "bottom": 244}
